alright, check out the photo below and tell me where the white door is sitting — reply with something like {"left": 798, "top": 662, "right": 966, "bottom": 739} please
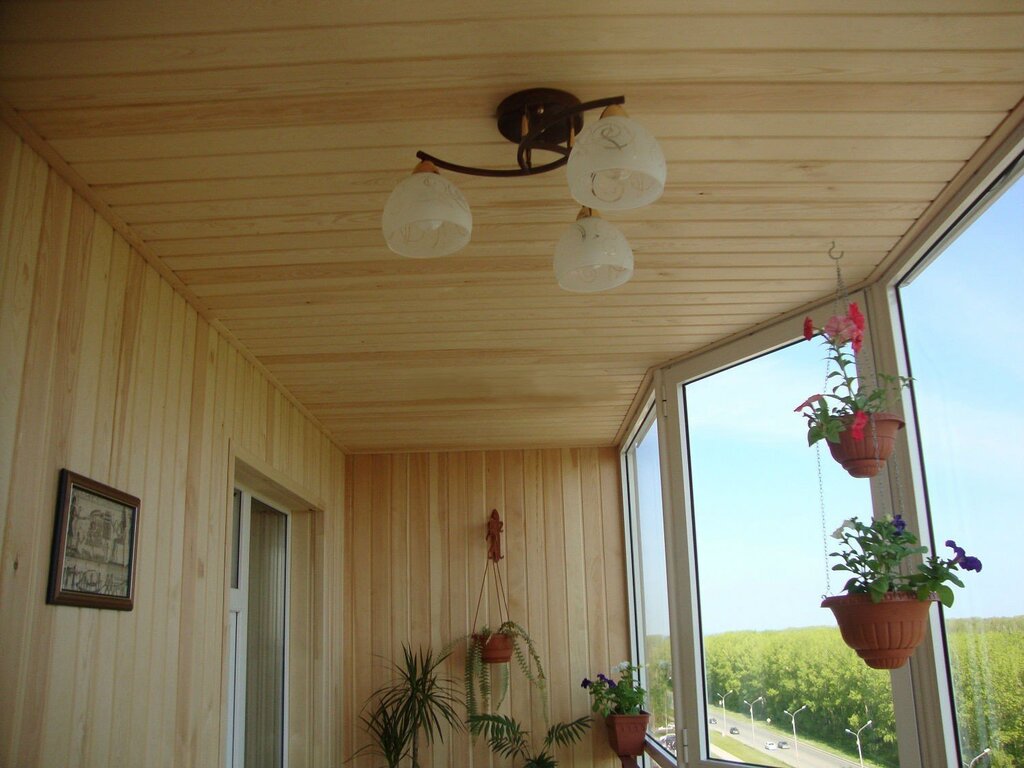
{"left": 227, "top": 487, "right": 290, "bottom": 768}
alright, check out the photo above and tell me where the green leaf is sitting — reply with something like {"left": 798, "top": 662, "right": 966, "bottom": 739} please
{"left": 936, "top": 584, "right": 956, "bottom": 608}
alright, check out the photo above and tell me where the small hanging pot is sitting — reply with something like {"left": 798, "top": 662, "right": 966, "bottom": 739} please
{"left": 827, "top": 412, "right": 904, "bottom": 478}
{"left": 605, "top": 712, "right": 651, "bottom": 757}
{"left": 474, "top": 631, "right": 514, "bottom": 664}
{"left": 822, "top": 591, "right": 935, "bottom": 669}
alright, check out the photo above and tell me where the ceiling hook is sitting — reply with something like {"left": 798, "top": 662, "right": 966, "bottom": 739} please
{"left": 828, "top": 240, "right": 844, "bottom": 262}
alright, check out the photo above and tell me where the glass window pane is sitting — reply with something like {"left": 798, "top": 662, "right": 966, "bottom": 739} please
{"left": 685, "top": 341, "right": 900, "bottom": 767}
{"left": 632, "top": 417, "right": 677, "bottom": 751}
{"left": 899, "top": 172, "right": 1024, "bottom": 768}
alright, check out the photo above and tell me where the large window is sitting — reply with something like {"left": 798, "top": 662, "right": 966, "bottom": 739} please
{"left": 686, "top": 340, "right": 897, "bottom": 767}
{"left": 623, "top": 403, "right": 677, "bottom": 753}
{"left": 624, "top": 156, "right": 1021, "bottom": 768}
{"left": 898, "top": 170, "right": 1023, "bottom": 768}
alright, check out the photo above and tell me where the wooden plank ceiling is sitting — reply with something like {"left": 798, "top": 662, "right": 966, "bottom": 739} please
{"left": 2, "top": 1, "right": 1023, "bottom": 453}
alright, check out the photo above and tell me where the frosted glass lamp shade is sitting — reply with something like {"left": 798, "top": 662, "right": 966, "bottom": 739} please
{"left": 553, "top": 212, "right": 633, "bottom": 293}
{"left": 382, "top": 163, "right": 472, "bottom": 258}
{"left": 566, "top": 110, "right": 666, "bottom": 211}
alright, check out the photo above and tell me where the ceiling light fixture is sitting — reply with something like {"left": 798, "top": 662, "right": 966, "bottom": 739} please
{"left": 382, "top": 88, "right": 666, "bottom": 291}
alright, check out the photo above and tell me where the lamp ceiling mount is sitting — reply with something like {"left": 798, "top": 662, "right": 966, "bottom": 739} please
{"left": 415, "top": 89, "right": 626, "bottom": 178}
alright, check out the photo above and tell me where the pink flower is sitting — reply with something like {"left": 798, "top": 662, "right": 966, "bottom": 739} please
{"left": 848, "top": 302, "right": 865, "bottom": 332}
{"left": 794, "top": 394, "right": 823, "bottom": 412}
{"left": 823, "top": 314, "right": 859, "bottom": 345}
{"left": 849, "top": 411, "right": 869, "bottom": 440}
{"left": 803, "top": 317, "right": 814, "bottom": 341}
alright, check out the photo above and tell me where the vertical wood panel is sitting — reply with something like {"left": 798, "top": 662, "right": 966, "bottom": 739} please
{"left": 0, "top": 123, "right": 346, "bottom": 767}
{"left": 344, "top": 446, "right": 626, "bottom": 768}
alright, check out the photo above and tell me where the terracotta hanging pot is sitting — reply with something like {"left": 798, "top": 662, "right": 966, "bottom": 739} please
{"left": 827, "top": 412, "right": 904, "bottom": 478}
{"left": 605, "top": 712, "right": 651, "bottom": 756}
{"left": 475, "top": 631, "right": 514, "bottom": 664}
{"left": 822, "top": 591, "right": 935, "bottom": 669}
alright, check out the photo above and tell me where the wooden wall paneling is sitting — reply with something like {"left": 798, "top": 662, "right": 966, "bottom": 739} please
{"left": 541, "top": 450, "right": 569, "bottom": 722}
{"left": 407, "top": 453, "right": 431, "bottom": 645}
{"left": 174, "top": 315, "right": 209, "bottom": 767}
{"left": 0, "top": 130, "right": 46, "bottom": 543}
{"left": 560, "top": 448, "right": 594, "bottom": 765}
{"left": 144, "top": 278, "right": 182, "bottom": 764}
{"left": 502, "top": 450, "right": 530, "bottom": 735}
{"left": 581, "top": 448, "right": 613, "bottom": 758}
{"left": 39, "top": 192, "right": 96, "bottom": 767}
{"left": 64, "top": 214, "right": 113, "bottom": 764}
{"left": 343, "top": 448, "right": 626, "bottom": 768}
{"left": 349, "top": 453, "right": 374, "bottom": 758}
{"left": 13, "top": 175, "right": 347, "bottom": 762}
{"left": 0, "top": 168, "right": 72, "bottom": 767}
{"left": 390, "top": 455, "right": 409, "bottom": 649}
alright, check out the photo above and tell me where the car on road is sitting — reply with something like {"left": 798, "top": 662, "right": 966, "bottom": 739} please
{"left": 764, "top": 741, "right": 778, "bottom": 750}
{"left": 778, "top": 740, "right": 790, "bottom": 749}
{"left": 709, "top": 717, "right": 717, "bottom": 724}
{"left": 729, "top": 727, "right": 740, "bottom": 735}
{"left": 661, "top": 735, "right": 676, "bottom": 753}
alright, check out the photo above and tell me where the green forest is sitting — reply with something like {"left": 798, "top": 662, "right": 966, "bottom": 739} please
{"left": 644, "top": 616, "right": 1022, "bottom": 767}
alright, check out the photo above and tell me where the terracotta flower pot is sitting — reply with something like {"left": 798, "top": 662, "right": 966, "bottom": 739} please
{"left": 822, "top": 591, "right": 935, "bottom": 669}
{"left": 475, "top": 632, "right": 514, "bottom": 663}
{"left": 827, "top": 412, "right": 904, "bottom": 478}
{"left": 605, "top": 712, "right": 650, "bottom": 756}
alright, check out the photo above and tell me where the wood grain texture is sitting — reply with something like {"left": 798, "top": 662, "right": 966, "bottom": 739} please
{"left": 0, "top": 3, "right": 1021, "bottom": 453}
{"left": 344, "top": 447, "right": 628, "bottom": 768}
{"left": 0, "top": 123, "right": 346, "bottom": 768}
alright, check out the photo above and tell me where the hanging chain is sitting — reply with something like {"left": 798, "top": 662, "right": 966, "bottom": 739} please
{"left": 816, "top": 442, "right": 833, "bottom": 596}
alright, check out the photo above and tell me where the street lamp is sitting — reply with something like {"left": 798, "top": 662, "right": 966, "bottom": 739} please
{"left": 784, "top": 705, "right": 807, "bottom": 763}
{"left": 744, "top": 696, "right": 764, "bottom": 744}
{"left": 845, "top": 720, "right": 873, "bottom": 768}
{"left": 967, "top": 748, "right": 991, "bottom": 767}
{"left": 717, "top": 690, "right": 733, "bottom": 735}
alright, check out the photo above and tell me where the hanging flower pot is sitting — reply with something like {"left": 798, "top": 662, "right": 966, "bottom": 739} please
{"left": 475, "top": 631, "right": 514, "bottom": 663}
{"left": 822, "top": 591, "right": 935, "bottom": 669}
{"left": 605, "top": 713, "right": 651, "bottom": 757}
{"left": 795, "top": 302, "right": 912, "bottom": 474}
{"left": 827, "top": 411, "right": 905, "bottom": 478}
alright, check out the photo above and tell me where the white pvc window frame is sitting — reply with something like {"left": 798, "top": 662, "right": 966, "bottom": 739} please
{"left": 624, "top": 290, "right": 959, "bottom": 768}
{"left": 226, "top": 484, "right": 292, "bottom": 768}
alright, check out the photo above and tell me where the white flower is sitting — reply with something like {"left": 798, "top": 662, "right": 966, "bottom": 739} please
{"left": 614, "top": 661, "right": 632, "bottom": 673}
{"left": 831, "top": 519, "right": 855, "bottom": 540}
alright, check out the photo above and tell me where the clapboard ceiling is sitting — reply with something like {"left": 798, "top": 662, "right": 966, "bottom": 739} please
{"left": 2, "top": 1, "right": 1023, "bottom": 452}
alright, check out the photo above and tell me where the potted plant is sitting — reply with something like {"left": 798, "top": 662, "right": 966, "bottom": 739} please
{"left": 582, "top": 662, "right": 649, "bottom": 756}
{"left": 823, "top": 515, "right": 982, "bottom": 669}
{"left": 355, "top": 645, "right": 464, "bottom": 768}
{"left": 468, "top": 713, "right": 590, "bottom": 768}
{"left": 465, "top": 621, "right": 547, "bottom": 721}
{"left": 795, "top": 302, "right": 912, "bottom": 477}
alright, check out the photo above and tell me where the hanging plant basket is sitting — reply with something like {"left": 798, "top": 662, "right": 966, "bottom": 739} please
{"left": 605, "top": 712, "right": 651, "bottom": 757}
{"left": 827, "top": 412, "right": 904, "bottom": 478}
{"left": 822, "top": 591, "right": 935, "bottom": 669}
{"left": 474, "top": 631, "right": 514, "bottom": 664}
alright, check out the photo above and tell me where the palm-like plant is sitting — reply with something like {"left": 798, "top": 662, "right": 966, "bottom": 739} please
{"left": 358, "top": 645, "right": 463, "bottom": 768}
{"left": 468, "top": 713, "right": 591, "bottom": 768}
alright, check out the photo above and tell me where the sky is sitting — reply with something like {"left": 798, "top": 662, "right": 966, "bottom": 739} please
{"left": 637, "top": 172, "right": 1023, "bottom": 638}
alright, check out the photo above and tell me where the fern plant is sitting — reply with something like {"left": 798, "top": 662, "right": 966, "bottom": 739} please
{"left": 465, "top": 621, "right": 546, "bottom": 722}
{"left": 468, "top": 713, "right": 590, "bottom": 768}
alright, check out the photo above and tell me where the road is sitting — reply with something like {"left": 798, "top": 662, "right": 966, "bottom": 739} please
{"left": 711, "top": 712, "right": 864, "bottom": 768}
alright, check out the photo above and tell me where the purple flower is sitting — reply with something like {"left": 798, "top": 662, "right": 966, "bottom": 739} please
{"left": 581, "top": 678, "right": 592, "bottom": 689}
{"left": 597, "top": 673, "right": 610, "bottom": 683}
{"left": 961, "top": 556, "right": 983, "bottom": 572}
{"left": 892, "top": 515, "right": 906, "bottom": 535}
{"left": 946, "top": 540, "right": 966, "bottom": 564}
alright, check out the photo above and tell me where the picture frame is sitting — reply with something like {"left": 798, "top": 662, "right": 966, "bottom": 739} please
{"left": 47, "top": 469, "right": 140, "bottom": 610}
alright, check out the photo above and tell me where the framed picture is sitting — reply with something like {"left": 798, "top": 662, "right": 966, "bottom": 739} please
{"left": 47, "top": 469, "right": 140, "bottom": 610}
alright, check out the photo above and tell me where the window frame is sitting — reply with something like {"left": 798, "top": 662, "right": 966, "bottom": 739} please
{"left": 637, "top": 290, "right": 959, "bottom": 768}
